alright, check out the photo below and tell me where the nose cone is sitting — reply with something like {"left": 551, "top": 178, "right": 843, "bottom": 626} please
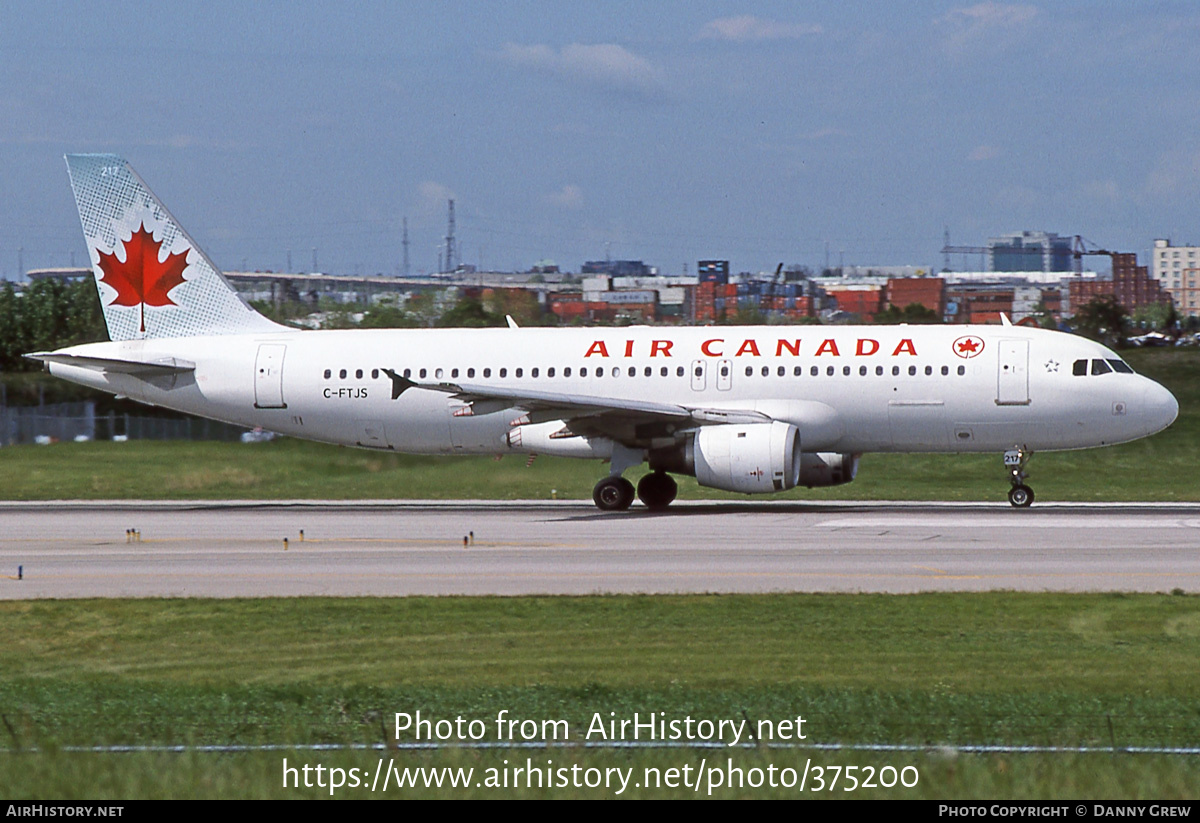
{"left": 1142, "top": 379, "right": 1179, "bottom": 436}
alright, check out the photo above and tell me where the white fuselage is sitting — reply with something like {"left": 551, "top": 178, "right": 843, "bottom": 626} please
{"left": 46, "top": 324, "right": 1178, "bottom": 458}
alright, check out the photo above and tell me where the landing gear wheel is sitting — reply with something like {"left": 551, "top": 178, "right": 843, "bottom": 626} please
{"left": 1003, "top": 447, "right": 1034, "bottom": 508}
{"left": 1008, "top": 484, "right": 1034, "bottom": 508}
{"left": 637, "top": 472, "right": 678, "bottom": 510}
{"left": 593, "top": 476, "right": 635, "bottom": 511}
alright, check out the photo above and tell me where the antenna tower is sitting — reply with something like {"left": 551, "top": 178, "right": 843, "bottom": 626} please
{"left": 445, "top": 200, "right": 456, "bottom": 273}
{"left": 402, "top": 217, "right": 410, "bottom": 277}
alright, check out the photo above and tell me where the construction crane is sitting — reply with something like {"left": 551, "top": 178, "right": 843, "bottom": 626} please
{"left": 941, "top": 233, "right": 1117, "bottom": 274}
{"left": 1071, "top": 236, "right": 1115, "bottom": 275}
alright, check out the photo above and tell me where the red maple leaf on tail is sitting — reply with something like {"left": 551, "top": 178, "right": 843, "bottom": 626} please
{"left": 96, "top": 223, "right": 189, "bottom": 332}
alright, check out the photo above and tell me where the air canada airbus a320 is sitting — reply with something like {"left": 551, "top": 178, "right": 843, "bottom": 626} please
{"left": 31, "top": 155, "right": 1179, "bottom": 510}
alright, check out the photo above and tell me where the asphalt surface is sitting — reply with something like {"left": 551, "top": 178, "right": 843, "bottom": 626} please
{"left": 1, "top": 500, "right": 1198, "bottom": 598}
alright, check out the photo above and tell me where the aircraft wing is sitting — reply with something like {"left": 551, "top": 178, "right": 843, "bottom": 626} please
{"left": 381, "top": 368, "right": 769, "bottom": 428}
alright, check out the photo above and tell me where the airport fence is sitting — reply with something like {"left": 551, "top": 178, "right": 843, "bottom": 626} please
{"left": 0, "top": 402, "right": 248, "bottom": 445}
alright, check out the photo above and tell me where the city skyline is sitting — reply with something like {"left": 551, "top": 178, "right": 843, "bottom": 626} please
{"left": 2, "top": 2, "right": 1199, "bottom": 279}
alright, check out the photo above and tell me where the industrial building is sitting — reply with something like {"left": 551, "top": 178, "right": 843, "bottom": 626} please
{"left": 1152, "top": 239, "right": 1200, "bottom": 317}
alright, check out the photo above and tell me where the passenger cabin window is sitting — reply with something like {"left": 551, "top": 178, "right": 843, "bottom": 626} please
{"left": 339, "top": 369, "right": 347, "bottom": 379}
{"left": 324, "top": 369, "right": 331, "bottom": 379}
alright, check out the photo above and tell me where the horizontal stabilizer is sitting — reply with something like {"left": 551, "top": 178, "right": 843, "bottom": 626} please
{"left": 26, "top": 352, "right": 196, "bottom": 375}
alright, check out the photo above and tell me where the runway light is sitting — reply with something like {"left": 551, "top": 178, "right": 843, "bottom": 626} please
{"left": 463, "top": 535, "right": 468, "bottom": 548}
{"left": 299, "top": 529, "right": 305, "bottom": 542}
{"left": 283, "top": 537, "right": 289, "bottom": 550}
{"left": 16, "top": 566, "right": 21, "bottom": 581}
{"left": 469, "top": 531, "right": 474, "bottom": 546}
{"left": 551, "top": 489, "right": 557, "bottom": 499}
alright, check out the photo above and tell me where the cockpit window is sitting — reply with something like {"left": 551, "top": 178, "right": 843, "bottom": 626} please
{"left": 1091, "top": 359, "right": 1112, "bottom": 375}
{"left": 1073, "top": 359, "right": 1088, "bottom": 376}
{"left": 1107, "top": 359, "right": 1134, "bottom": 374}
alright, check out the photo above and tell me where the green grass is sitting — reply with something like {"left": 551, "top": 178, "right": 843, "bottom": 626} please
{"left": 0, "top": 348, "right": 1197, "bottom": 502}
{"left": 2, "top": 594, "right": 1199, "bottom": 798}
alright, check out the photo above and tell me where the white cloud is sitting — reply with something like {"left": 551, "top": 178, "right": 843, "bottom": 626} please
{"left": 546, "top": 184, "right": 584, "bottom": 210}
{"left": 1144, "top": 148, "right": 1200, "bottom": 200}
{"left": 937, "top": 3, "right": 1040, "bottom": 54}
{"left": 968, "top": 144, "right": 1002, "bottom": 161}
{"left": 416, "top": 181, "right": 456, "bottom": 215}
{"left": 498, "top": 42, "right": 666, "bottom": 95}
{"left": 697, "top": 16, "right": 823, "bottom": 42}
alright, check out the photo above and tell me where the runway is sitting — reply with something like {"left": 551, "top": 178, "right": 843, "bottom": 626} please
{"left": 1, "top": 500, "right": 1199, "bottom": 599}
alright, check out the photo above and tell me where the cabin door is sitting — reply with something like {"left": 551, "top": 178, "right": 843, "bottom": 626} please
{"left": 254, "top": 344, "right": 287, "bottom": 409}
{"left": 996, "top": 340, "right": 1030, "bottom": 406}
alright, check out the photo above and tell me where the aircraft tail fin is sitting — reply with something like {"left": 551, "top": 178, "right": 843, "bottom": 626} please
{"left": 64, "top": 154, "right": 285, "bottom": 341}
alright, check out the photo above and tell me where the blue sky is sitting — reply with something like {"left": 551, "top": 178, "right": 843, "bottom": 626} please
{"left": 2, "top": 1, "right": 1199, "bottom": 278}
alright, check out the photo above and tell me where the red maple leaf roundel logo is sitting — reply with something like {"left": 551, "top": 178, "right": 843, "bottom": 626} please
{"left": 953, "top": 335, "right": 985, "bottom": 359}
{"left": 96, "top": 223, "right": 189, "bottom": 332}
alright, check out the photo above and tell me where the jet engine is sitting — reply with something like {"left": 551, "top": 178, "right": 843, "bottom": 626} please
{"left": 649, "top": 421, "right": 802, "bottom": 494}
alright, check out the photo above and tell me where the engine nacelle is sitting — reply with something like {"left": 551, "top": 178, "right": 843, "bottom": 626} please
{"left": 649, "top": 421, "right": 801, "bottom": 495}
{"left": 798, "top": 452, "right": 859, "bottom": 487}
{"left": 504, "top": 419, "right": 614, "bottom": 460}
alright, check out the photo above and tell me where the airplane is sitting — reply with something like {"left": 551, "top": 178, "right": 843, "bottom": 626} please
{"left": 29, "top": 154, "right": 1179, "bottom": 510}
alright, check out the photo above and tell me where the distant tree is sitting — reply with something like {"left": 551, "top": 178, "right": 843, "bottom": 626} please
{"left": 721, "top": 306, "right": 766, "bottom": 326}
{"left": 0, "top": 282, "right": 24, "bottom": 371}
{"left": 64, "top": 279, "right": 106, "bottom": 345}
{"left": 1131, "top": 302, "right": 1178, "bottom": 332}
{"left": 437, "top": 296, "right": 505, "bottom": 328}
{"left": 1072, "top": 295, "right": 1128, "bottom": 347}
{"left": 875, "top": 303, "right": 942, "bottom": 324}
{"left": 359, "top": 303, "right": 419, "bottom": 328}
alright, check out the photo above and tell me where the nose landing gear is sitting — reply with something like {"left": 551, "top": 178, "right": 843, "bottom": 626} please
{"left": 1004, "top": 447, "right": 1034, "bottom": 507}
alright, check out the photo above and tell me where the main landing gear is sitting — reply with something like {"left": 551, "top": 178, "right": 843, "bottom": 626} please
{"left": 1004, "top": 447, "right": 1034, "bottom": 508}
{"left": 592, "top": 476, "right": 635, "bottom": 511}
{"left": 591, "top": 472, "right": 679, "bottom": 511}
